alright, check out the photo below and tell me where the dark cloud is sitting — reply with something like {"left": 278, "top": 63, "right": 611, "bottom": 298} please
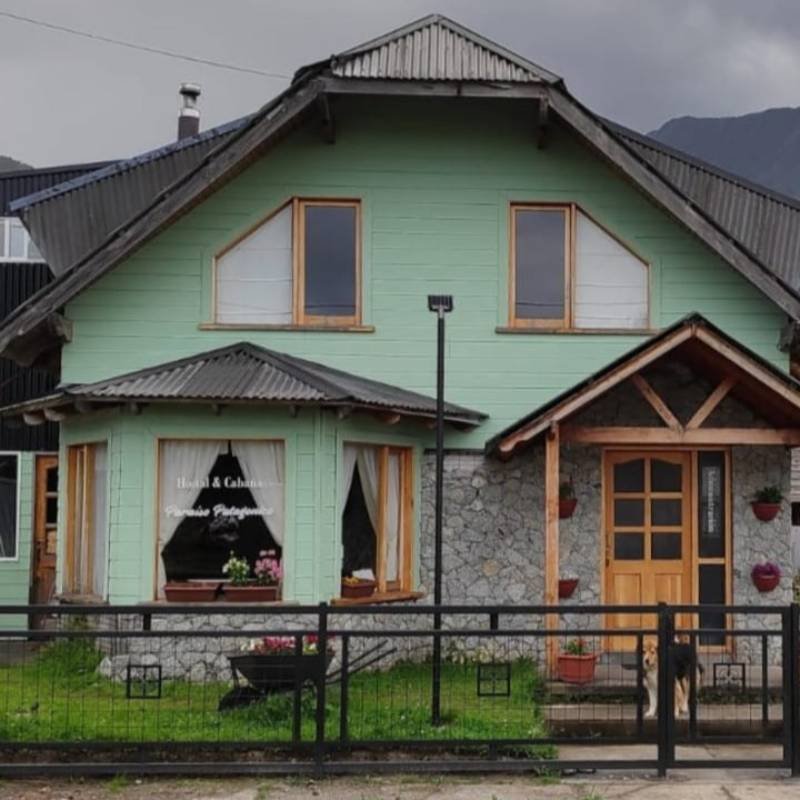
{"left": 2, "top": 0, "right": 799, "bottom": 165}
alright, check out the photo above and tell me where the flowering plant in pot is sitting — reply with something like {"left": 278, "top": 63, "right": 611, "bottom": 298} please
{"left": 557, "top": 637, "right": 597, "bottom": 685}
{"left": 751, "top": 562, "right": 781, "bottom": 593}
{"left": 751, "top": 486, "right": 783, "bottom": 522}
{"left": 222, "top": 550, "right": 282, "bottom": 602}
{"left": 559, "top": 481, "right": 578, "bottom": 519}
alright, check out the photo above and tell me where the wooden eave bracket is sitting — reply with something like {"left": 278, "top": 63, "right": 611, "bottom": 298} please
{"left": 536, "top": 96, "right": 549, "bottom": 149}
{"left": 318, "top": 94, "right": 335, "bottom": 144}
{"left": 3, "top": 312, "right": 72, "bottom": 369}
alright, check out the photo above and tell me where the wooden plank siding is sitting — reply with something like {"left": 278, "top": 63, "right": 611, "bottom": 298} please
{"left": 59, "top": 96, "right": 788, "bottom": 451}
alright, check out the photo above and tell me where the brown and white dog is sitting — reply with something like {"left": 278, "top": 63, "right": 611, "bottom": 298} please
{"left": 642, "top": 637, "right": 703, "bottom": 718}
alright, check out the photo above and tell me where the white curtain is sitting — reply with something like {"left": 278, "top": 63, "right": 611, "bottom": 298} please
{"left": 231, "top": 441, "right": 285, "bottom": 544}
{"left": 385, "top": 451, "right": 401, "bottom": 582}
{"left": 356, "top": 447, "right": 380, "bottom": 533}
{"left": 340, "top": 445, "right": 358, "bottom": 515}
{"left": 91, "top": 444, "right": 108, "bottom": 598}
{"left": 159, "top": 440, "right": 227, "bottom": 578}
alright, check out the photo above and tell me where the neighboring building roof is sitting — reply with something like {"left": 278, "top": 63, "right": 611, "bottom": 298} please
{"left": 608, "top": 120, "right": 800, "bottom": 299}
{"left": 0, "top": 161, "right": 113, "bottom": 215}
{"left": 1, "top": 341, "right": 487, "bottom": 427}
{"left": 485, "top": 313, "right": 800, "bottom": 459}
{"left": 329, "top": 13, "right": 563, "bottom": 84}
{"left": 3, "top": 14, "right": 800, "bottom": 365}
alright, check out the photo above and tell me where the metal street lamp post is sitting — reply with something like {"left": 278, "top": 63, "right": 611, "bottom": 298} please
{"left": 427, "top": 294, "right": 452, "bottom": 726}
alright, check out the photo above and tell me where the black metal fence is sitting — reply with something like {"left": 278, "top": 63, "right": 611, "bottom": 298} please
{"left": 0, "top": 602, "right": 798, "bottom": 777}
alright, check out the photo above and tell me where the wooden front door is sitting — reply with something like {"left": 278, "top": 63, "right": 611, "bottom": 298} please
{"left": 30, "top": 455, "right": 58, "bottom": 614}
{"left": 604, "top": 451, "right": 691, "bottom": 650}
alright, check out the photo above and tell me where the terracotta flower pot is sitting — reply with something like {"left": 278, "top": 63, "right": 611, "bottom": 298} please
{"left": 752, "top": 573, "right": 780, "bottom": 593}
{"left": 222, "top": 584, "right": 279, "bottom": 602}
{"left": 559, "top": 498, "right": 578, "bottom": 519}
{"left": 558, "top": 578, "right": 579, "bottom": 599}
{"left": 751, "top": 501, "right": 780, "bottom": 522}
{"left": 164, "top": 581, "right": 220, "bottom": 602}
{"left": 341, "top": 579, "right": 376, "bottom": 599}
{"left": 557, "top": 653, "right": 597, "bottom": 685}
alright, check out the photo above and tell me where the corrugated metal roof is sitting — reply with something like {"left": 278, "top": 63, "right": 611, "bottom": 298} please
{"left": 331, "top": 14, "right": 561, "bottom": 84}
{"left": 0, "top": 161, "right": 112, "bottom": 215}
{"left": 9, "top": 118, "right": 251, "bottom": 274}
{"left": 608, "top": 121, "right": 800, "bottom": 294}
{"left": 3, "top": 341, "right": 486, "bottom": 426}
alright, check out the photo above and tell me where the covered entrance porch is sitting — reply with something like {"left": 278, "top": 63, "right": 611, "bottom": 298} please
{"left": 486, "top": 314, "right": 800, "bottom": 666}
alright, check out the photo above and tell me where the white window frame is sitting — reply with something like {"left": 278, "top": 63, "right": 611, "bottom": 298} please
{"left": 0, "top": 217, "right": 45, "bottom": 263}
{"left": 0, "top": 452, "right": 22, "bottom": 563}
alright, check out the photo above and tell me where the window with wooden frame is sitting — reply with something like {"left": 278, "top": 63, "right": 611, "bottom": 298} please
{"left": 215, "top": 198, "right": 361, "bottom": 327}
{"left": 340, "top": 444, "right": 414, "bottom": 597}
{"left": 0, "top": 453, "right": 20, "bottom": 560}
{"left": 509, "top": 203, "right": 649, "bottom": 331}
{"left": 65, "top": 443, "right": 108, "bottom": 598}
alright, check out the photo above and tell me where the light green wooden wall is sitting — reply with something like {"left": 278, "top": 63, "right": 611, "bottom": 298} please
{"left": 59, "top": 96, "right": 789, "bottom": 449}
{"left": 58, "top": 406, "right": 424, "bottom": 603}
{"left": 0, "top": 452, "right": 35, "bottom": 629}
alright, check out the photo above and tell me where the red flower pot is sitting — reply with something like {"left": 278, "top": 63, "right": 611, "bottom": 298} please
{"left": 559, "top": 498, "right": 578, "bottom": 519}
{"left": 341, "top": 579, "right": 376, "bottom": 599}
{"left": 222, "top": 584, "right": 279, "bottom": 602}
{"left": 558, "top": 578, "right": 579, "bottom": 599}
{"left": 164, "top": 581, "right": 220, "bottom": 602}
{"left": 751, "top": 501, "right": 780, "bottom": 522}
{"left": 557, "top": 653, "right": 597, "bottom": 685}
{"left": 752, "top": 573, "right": 780, "bottom": 593}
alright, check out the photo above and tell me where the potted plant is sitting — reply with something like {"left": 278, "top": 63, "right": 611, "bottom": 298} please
{"left": 752, "top": 486, "right": 783, "bottom": 522}
{"left": 163, "top": 579, "right": 221, "bottom": 602}
{"left": 751, "top": 562, "right": 782, "bottom": 593}
{"left": 221, "top": 550, "right": 282, "bottom": 602}
{"left": 227, "top": 634, "right": 334, "bottom": 694}
{"left": 558, "top": 576, "right": 579, "bottom": 599}
{"left": 559, "top": 482, "right": 578, "bottom": 519}
{"left": 341, "top": 575, "right": 377, "bottom": 599}
{"left": 557, "top": 637, "right": 597, "bottom": 685}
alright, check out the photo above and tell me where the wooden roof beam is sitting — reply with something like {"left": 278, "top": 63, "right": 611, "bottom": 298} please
{"left": 686, "top": 376, "right": 736, "bottom": 430}
{"left": 631, "top": 373, "right": 681, "bottom": 431}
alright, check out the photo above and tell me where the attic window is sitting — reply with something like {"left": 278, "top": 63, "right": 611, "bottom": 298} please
{"left": 509, "top": 204, "right": 649, "bottom": 331}
{"left": 215, "top": 199, "right": 361, "bottom": 327}
{"left": 0, "top": 218, "right": 44, "bottom": 263}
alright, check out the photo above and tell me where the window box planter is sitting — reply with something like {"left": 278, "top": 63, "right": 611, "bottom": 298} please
{"left": 557, "top": 653, "right": 597, "bottom": 685}
{"left": 751, "top": 502, "right": 781, "bottom": 522}
{"left": 341, "top": 579, "right": 376, "bottom": 599}
{"left": 558, "top": 578, "right": 579, "bottom": 599}
{"left": 222, "top": 584, "right": 280, "bottom": 602}
{"left": 164, "top": 581, "right": 221, "bottom": 602}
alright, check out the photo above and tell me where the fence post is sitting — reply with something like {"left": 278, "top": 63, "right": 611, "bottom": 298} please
{"left": 656, "top": 602, "right": 673, "bottom": 778}
{"left": 315, "top": 602, "right": 329, "bottom": 775}
{"left": 339, "top": 634, "right": 350, "bottom": 745}
{"left": 789, "top": 604, "right": 800, "bottom": 776}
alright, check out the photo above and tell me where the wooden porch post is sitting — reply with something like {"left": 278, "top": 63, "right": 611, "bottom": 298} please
{"left": 545, "top": 423, "right": 560, "bottom": 673}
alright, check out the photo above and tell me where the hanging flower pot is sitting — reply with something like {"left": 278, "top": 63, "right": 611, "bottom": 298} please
{"left": 751, "top": 486, "right": 783, "bottom": 522}
{"left": 558, "top": 577, "right": 579, "bottom": 599}
{"left": 751, "top": 562, "right": 781, "bottom": 593}
{"left": 559, "top": 482, "right": 577, "bottom": 519}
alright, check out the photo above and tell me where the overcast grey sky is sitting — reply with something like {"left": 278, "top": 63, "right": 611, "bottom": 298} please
{"left": 3, "top": 0, "right": 800, "bottom": 167}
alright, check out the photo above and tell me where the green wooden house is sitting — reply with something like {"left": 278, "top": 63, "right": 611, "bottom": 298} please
{"left": 2, "top": 15, "right": 800, "bottom": 650}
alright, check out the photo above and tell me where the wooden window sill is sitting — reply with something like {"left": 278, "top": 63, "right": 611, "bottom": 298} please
{"left": 332, "top": 590, "right": 425, "bottom": 606}
{"left": 496, "top": 326, "right": 656, "bottom": 336}
{"left": 200, "top": 323, "right": 375, "bottom": 333}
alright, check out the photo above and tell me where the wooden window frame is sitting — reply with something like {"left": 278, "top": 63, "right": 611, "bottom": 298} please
{"left": 0, "top": 452, "right": 21, "bottom": 562}
{"left": 341, "top": 443, "right": 414, "bottom": 599}
{"left": 508, "top": 202, "right": 649, "bottom": 332}
{"left": 64, "top": 442, "right": 104, "bottom": 599}
{"left": 213, "top": 197, "right": 362, "bottom": 328}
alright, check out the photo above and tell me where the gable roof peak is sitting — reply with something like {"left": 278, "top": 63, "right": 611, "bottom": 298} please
{"left": 330, "top": 13, "right": 563, "bottom": 85}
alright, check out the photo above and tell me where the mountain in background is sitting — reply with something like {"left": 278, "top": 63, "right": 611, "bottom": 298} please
{"left": 649, "top": 107, "right": 800, "bottom": 200}
{"left": 0, "top": 155, "right": 30, "bottom": 173}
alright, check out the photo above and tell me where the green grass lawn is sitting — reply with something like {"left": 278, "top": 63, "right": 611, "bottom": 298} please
{"left": 0, "top": 640, "right": 552, "bottom": 751}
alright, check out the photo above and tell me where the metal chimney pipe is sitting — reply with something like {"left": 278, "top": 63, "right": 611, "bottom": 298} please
{"left": 177, "top": 83, "right": 201, "bottom": 140}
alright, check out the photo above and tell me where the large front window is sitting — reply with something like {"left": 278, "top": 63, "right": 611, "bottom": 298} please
{"left": 340, "top": 444, "right": 413, "bottom": 595}
{"left": 65, "top": 443, "right": 107, "bottom": 597}
{"left": 0, "top": 454, "right": 19, "bottom": 559}
{"left": 157, "top": 439, "right": 285, "bottom": 593}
